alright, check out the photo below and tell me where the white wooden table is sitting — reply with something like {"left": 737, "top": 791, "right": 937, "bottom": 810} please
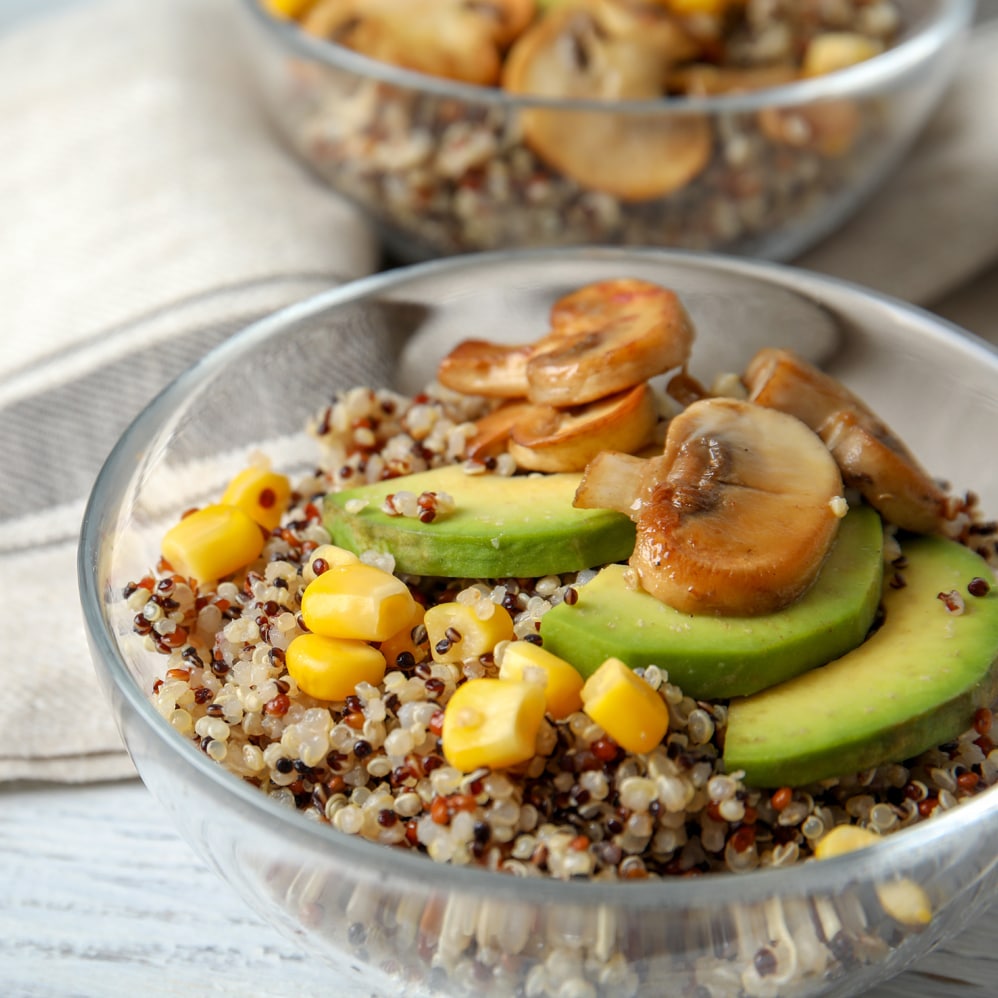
{"left": 2, "top": 776, "right": 996, "bottom": 998}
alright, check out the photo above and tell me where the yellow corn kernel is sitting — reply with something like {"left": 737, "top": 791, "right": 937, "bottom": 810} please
{"left": 802, "top": 32, "right": 883, "bottom": 78}
{"left": 814, "top": 825, "right": 932, "bottom": 927}
{"left": 442, "top": 678, "right": 546, "bottom": 773}
{"left": 665, "top": 0, "right": 742, "bottom": 15}
{"left": 219, "top": 466, "right": 292, "bottom": 533}
{"left": 498, "top": 641, "right": 583, "bottom": 720}
{"left": 308, "top": 543, "right": 360, "bottom": 573}
{"left": 581, "top": 658, "right": 669, "bottom": 755}
{"left": 162, "top": 504, "right": 265, "bottom": 584}
{"left": 813, "top": 824, "right": 880, "bottom": 859}
{"left": 286, "top": 632, "right": 386, "bottom": 701}
{"left": 379, "top": 600, "right": 426, "bottom": 668}
{"left": 262, "top": 0, "right": 316, "bottom": 18}
{"left": 300, "top": 562, "right": 416, "bottom": 642}
{"left": 424, "top": 600, "right": 514, "bottom": 664}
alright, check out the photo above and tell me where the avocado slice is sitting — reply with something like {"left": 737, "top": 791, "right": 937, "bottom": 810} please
{"left": 538, "top": 505, "right": 883, "bottom": 699}
{"left": 724, "top": 534, "right": 998, "bottom": 787}
{"left": 323, "top": 465, "right": 635, "bottom": 578}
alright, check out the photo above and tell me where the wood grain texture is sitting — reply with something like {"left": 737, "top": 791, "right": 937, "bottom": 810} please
{"left": 1, "top": 781, "right": 994, "bottom": 997}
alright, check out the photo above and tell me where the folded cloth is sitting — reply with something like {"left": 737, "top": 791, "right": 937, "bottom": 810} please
{"left": 0, "top": 0, "right": 379, "bottom": 781}
{"left": 2, "top": 4, "right": 996, "bottom": 784}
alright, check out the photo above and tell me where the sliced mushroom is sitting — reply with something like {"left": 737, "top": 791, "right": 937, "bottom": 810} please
{"left": 757, "top": 99, "right": 860, "bottom": 158}
{"left": 821, "top": 410, "right": 946, "bottom": 536}
{"left": 465, "top": 399, "right": 537, "bottom": 461}
{"left": 573, "top": 449, "right": 648, "bottom": 513}
{"left": 437, "top": 340, "right": 532, "bottom": 398}
{"left": 744, "top": 347, "right": 947, "bottom": 534}
{"left": 577, "top": 397, "right": 846, "bottom": 615}
{"left": 527, "top": 278, "right": 695, "bottom": 406}
{"left": 477, "top": 0, "right": 537, "bottom": 48}
{"left": 666, "top": 63, "right": 797, "bottom": 97}
{"left": 502, "top": 2, "right": 712, "bottom": 200}
{"left": 301, "top": 0, "right": 503, "bottom": 85}
{"left": 508, "top": 383, "right": 657, "bottom": 472}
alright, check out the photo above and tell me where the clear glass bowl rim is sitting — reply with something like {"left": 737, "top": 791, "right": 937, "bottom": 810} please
{"left": 80, "top": 246, "right": 998, "bottom": 911}
{"left": 240, "top": 0, "right": 974, "bottom": 114}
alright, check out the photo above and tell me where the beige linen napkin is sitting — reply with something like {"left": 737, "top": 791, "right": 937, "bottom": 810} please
{"left": 0, "top": 0, "right": 378, "bottom": 781}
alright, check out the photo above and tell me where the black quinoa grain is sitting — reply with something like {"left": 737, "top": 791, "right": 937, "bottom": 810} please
{"left": 275, "top": 757, "right": 294, "bottom": 774}
{"left": 354, "top": 740, "right": 373, "bottom": 760}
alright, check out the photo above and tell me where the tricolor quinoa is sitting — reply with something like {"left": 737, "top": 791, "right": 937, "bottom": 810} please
{"left": 128, "top": 379, "right": 998, "bottom": 883}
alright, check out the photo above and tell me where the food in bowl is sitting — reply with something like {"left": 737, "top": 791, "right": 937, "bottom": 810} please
{"left": 129, "top": 276, "right": 998, "bottom": 918}
{"left": 240, "top": 0, "right": 969, "bottom": 258}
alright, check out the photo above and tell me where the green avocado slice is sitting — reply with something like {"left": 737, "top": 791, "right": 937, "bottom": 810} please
{"left": 724, "top": 534, "right": 998, "bottom": 787}
{"left": 323, "top": 465, "right": 635, "bottom": 578}
{"left": 539, "top": 505, "right": 883, "bottom": 699}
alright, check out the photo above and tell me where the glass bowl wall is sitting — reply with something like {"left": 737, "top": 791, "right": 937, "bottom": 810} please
{"left": 236, "top": 0, "right": 972, "bottom": 261}
{"left": 81, "top": 249, "right": 998, "bottom": 998}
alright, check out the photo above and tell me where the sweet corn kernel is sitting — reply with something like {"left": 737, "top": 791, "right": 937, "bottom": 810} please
{"left": 499, "top": 641, "right": 583, "bottom": 720}
{"left": 424, "top": 601, "right": 514, "bottom": 663}
{"left": 379, "top": 600, "right": 426, "bottom": 668}
{"left": 161, "top": 504, "right": 265, "bottom": 584}
{"left": 876, "top": 879, "right": 933, "bottom": 928}
{"left": 301, "top": 563, "right": 415, "bottom": 642}
{"left": 665, "top": 0, "right": 742, "bottom": 15}
{"left": 442, "top": 678, "right": 546, "bottom": 773}
{"left": 219, "top": 466, "right": 292, "bottom": 533}
{"left": 802, "top": 32, "right": 883, "bottom": 78}
{"left": 581, "top": 658, "right": 669, "bottom": 755}
{"left": 262, "top": 0, "right": 316, "bottom": 17}
{"left": 309, "top": 543, "right": 360, "bottom": 573}
{"left": 286, "top": 632, "right": 386, "bottom": 701}
{"left": 814, "top": 825, "right": 932, "bottom": 927}
{"left": 813, "top": 824, "right": 879, "bottom": 859}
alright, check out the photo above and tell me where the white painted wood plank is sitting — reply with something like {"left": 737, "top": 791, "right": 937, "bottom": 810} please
{"left": 1, "top": 781, "right": 995, "bottom": 997}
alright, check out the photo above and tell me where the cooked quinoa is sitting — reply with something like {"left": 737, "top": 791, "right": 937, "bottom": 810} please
{"left": 130, "top": 381, "right": 998, "bottom": 886}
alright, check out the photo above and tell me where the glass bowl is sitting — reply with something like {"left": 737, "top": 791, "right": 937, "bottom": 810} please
{"left": 80, "top": 249, "right": 998, "bottom": 998}
{"left": 234, "top": 0, "right": 971, "bottom": 262}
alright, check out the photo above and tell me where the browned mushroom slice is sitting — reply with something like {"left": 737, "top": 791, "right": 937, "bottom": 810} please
{"left": 596, "top": 397, "right": 845, "bottom": 616}
{"left": 465, "top": 400, "right": 537, "bottom": 460}
{"left": 508, "top": 383, "right": 658, "bottom": 472}
{"left": 757, "top": 100, "right": 860, "bottom": 158}
{"left": 744, "top": 348, "right": 948, "bottom": 534}
{"left": 667, "top": 63, "right": 797, "bottom": 96}
{"left": 437, "top": 340, "right": 532, "bottom": 398}
{"left": 301, "top": 0, "right": 503, "bottom": 85}
{"left": 502, "top": 2, "right": 711, "bottom": 200}
{"left": 821, "top": 411, "right": 946, "bottom": 536}
{"left": 573, "top": 448, "right": 648, "bottom": 514}
{"left": 476, "top": 0, "right": 537, "bottom": 48}
{"left": 527, "top": 279, "right": 694, "bottom": 406}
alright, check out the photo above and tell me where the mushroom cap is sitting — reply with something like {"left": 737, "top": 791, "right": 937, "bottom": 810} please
{"left": 503, "top": 1, "right": 712, "bottom": 199}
